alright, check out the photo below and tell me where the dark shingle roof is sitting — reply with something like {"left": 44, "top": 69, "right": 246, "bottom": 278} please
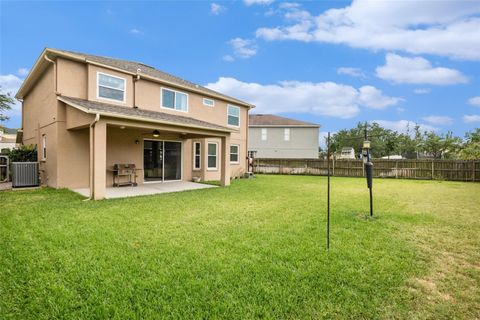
{"left": 53, "top": 49, "right": 252, "bottom": 107}
{"left": 59, "top": 96, "right": 233, "bottom": 132}
{"left": 249, "top": 114, "right": 319, "bottom": 127}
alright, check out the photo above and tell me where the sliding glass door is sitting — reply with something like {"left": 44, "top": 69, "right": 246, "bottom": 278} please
{"left": 144, "top": 140, "right": 182, "bottom": 181}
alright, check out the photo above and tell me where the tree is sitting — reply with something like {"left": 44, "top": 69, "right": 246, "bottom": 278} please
{"left": 457, "top": 128, "right": 480, "bottom": 160}
{"left": 0, "top": 88, "right": 14, "bottom": 122}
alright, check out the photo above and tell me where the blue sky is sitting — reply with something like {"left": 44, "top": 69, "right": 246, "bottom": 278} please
{"left": 1, "top": 0, "right": 480, "bottom": 144}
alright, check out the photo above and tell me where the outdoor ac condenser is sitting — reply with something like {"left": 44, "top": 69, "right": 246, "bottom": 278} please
{"left": 11, "top": 162, "right": 39, "bottom": 188}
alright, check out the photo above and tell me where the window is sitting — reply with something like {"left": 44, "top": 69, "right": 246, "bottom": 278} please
{"left": 227, "top": 105, "right": 240, "bottom": 127}
{"left": 42, "top": 134, "right": 47, "bottom": 160}
{"left": 261, "top": 128, "right": 267, "bottom": 141}
{"left": 207, "top": 142, "right": 218, "bottom": 170}
{"left": 193, "top": 142, "right": 201, "bottom": 170}
{"left": 97, "top": 72, "right": 125, "bottom": 102}
{"left": 161, "top": 88, "right": 188, "bottom": 112}
{"left": 230, "top": 144, "right": 239, "bottom": 164}
{"left": 203, "top": 98, "right": 215, "bottom": 107}
{"left": 284, "top": 128, "right": 290, "bottom": 141}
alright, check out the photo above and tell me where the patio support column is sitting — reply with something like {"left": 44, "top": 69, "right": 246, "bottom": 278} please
{"left": 220, "top": 135, "right": 231, "bottom": 187}
{"left": 92, "top": 121, "right": 107, "bottom": 200}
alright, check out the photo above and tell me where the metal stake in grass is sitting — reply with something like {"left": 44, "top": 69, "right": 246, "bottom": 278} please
{"left": 327, "top": 132, "right": 331, "bottom": 250}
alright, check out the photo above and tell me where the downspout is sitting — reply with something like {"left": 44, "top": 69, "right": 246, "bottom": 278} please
{"left": 133, "top": 70, "right": 141, "bottom": 108}
{"left": 86, "top": 113, "right": 100, "bottom": 201}
{"left": 44, "top": 54, "right": 58, "bottom": 94}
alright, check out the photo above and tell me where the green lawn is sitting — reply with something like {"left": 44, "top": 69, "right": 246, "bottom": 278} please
{"left": 1, "top": 176, "right": 479, "bottom": 319}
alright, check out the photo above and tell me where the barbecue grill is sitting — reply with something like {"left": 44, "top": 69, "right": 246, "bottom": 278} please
{"left": 112, "top": 163, "right": 137, "bottom": 187}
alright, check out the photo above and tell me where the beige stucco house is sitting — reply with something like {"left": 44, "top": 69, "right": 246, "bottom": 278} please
{"left": 16, "top": 48, "right": 254, "bottom": 199}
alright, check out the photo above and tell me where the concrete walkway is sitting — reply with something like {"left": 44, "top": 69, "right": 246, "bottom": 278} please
{"left": 73, "top": 181, "right": 216, "bottom": 199}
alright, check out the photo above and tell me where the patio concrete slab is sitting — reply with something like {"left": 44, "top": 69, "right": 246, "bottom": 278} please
{"left": 73, "top": 181, "right": 216, "bottom": 199}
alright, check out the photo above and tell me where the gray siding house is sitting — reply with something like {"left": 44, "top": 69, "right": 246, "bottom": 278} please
{"left": 248, "top": 114, "right": 320, "bottom": 159}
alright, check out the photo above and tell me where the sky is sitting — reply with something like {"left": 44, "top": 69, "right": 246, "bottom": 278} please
{"left": 1, "top": 0, "right": 480, "bottom": 146}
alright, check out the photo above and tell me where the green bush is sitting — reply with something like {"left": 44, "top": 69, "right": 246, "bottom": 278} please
{"left": 7, "top": 145, "right": 37, "bottom": 162}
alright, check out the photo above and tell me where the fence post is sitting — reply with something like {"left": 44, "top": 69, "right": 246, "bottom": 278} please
{"left": 431, "top": 160, "right": 434, "bottom": 180}
{"left": 472, "top": 160, "right": 475, "bottom": 182}
{"left": 332, "top": 157, "right": 335, "bottom": 176}
{"left": 395, "top": 161, "right": 398, "bottom": 179}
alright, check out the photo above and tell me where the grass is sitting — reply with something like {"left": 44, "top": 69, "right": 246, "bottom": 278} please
{"left": 0, "top": 175, "right": 479, "bottom": 319}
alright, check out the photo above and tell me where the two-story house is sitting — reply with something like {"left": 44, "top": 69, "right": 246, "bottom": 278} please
{"left": 248, "top": 114, "right": 320, "bottom": 159}
{"left": 15, "top": 48, "right": 254, "bottom": 199}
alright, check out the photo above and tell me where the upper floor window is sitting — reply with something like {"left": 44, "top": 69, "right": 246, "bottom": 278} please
{"left": 261, "top": 128, "right": 267, "bottom": 141}
{"left": 227, "top": 105, "right": 240, "bottom": 127}
{"left": 284, "top": 128, "right": 290, "bottom": 141}
{"left": 97, "top": 72, "right": 125, "bottom": 102}
{"left": 203, "top": 98, "right": 215, "bottom": 107}
{"left": 161, "top": 88, "right": 188, "bottom": 112}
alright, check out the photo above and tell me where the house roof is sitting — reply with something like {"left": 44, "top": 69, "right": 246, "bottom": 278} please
{"left": 249, "top": 114, "right": 320, "bottom": 127}
{"left": 16, "top": 48, "right": 254, "bottom": 109}
{"left": 58, "top": 96, "right": 234, "bottom": 133}
{"left": 0, "top": 127, "right": 17, "bottom": 134}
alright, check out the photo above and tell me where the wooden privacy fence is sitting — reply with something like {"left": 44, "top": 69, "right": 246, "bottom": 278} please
{"left": 253, "top": 158, "right": 480, "bottom": 182}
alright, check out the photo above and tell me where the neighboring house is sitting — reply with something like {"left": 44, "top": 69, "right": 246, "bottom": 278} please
{"left": 0, "top": 127, "right": 18, "bottom": 150}
{"left": 248, "top": 114, "right": 320, "bottom": 159}
{"left": 16, "top": 48, "right": 254, "bottom": 199}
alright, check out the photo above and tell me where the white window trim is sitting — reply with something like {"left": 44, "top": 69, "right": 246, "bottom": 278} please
{"left": 96, "top": 72, "right": 126, "bottom": 103}
{"left": 227, "top": 104, "right": 240, "bottom": 128}
{"left": 207, "top": 142, "right": 218, "bottom": 171}
{"left": 42, "top": 134, "right": 47, "bottom": 160}
{"left": 261, "top": 128, "right": 267, "bottom": 141}
{"left": 161, "top": 87, "right": 189, "bottom": 113}
{"left": 203, "top": 98, "right": 215, "bottom": 107}
{"left": 284, "top": 128, "right": 290, "bottom": 141}
{"left": 230, "top": 144, "right": 240, "bottom": 164}
{"left": 193, "top": 141, "right": 201, "bottom": 171}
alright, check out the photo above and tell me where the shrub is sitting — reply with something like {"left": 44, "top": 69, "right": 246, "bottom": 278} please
{"left": 7, "top": 145, "right": 37, "bottom": 162}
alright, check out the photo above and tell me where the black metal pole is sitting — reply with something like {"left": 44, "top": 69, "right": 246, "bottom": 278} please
{"left": 327, "top": 132, "right": 331, "bottom": 250}
{"left": 369, "top": 185, "right": 373, "bottom": 217}
{"left": 365, "top": 122, "right": 374, "bottom": 217}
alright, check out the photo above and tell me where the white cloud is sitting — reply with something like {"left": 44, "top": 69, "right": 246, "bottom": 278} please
{"left": 372, "top": 120, "right": 437, "bottom": 134}
{"left": 206, "top": 77, "right": 400, "bottom": 119}
{"left": 463, "top": 114, "right": 480, "bottom": 123}
{"left": 376, "top": 54, "right": 468, "bottom": 85}
{"left": 397, "top": 107, "right": 405, "bottom": 113}
{"left": 337, "top": 67, "right": 365, "bottom": 78}
{"left": 229, "top": 38, "right": 257, "bottom": 59}
{"left": 211, "top": 3, "right": 226, "bottom": 15}
{"left": 244, "top": 0, "right": 274, "bottom": 6}
{"left": 255, "top": 0, "right": 480, "bottom": 60}
{"left": 468, "top": 96, "right": 480, "bottom": 106}
{"left": 17, "top": 68, "right": 29, "bottom": 76}
{"left": 358, "top": 85, "right": 403, "bottom": 109}
{"left": 129, "top": 28, "right": 141, "bottom": 34}
{"left": 222, "top": 55, "right": 235, "bottom": 62}
{"left": 422, "top": 115, "right": 453, "bottom": 125}
{"left": 0, "top": 74, "right": 23, "bottom": 118}
{"left": 414, "top": 88, "right": 431, "bottom": 94}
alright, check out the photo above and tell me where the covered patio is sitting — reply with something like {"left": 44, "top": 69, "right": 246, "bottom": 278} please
{"left": 73, "top": 181, "right": 216, "bottom": 199}
{"left": 60, "top": 96, "right": 233, "bottom": 200}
